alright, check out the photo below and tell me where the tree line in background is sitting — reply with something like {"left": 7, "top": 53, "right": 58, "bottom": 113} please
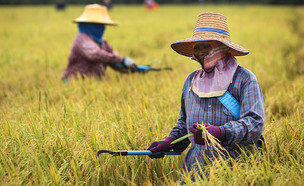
{"left": 0, "top": 0, "right": 303, "bottom": 5}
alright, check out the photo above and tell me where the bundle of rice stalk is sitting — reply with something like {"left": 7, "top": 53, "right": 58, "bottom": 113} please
{"left": 197, "top": 123, "right": 227, "bottom": 157}
{"left": 171, "top": 122, "right": 228, "bottom": 157}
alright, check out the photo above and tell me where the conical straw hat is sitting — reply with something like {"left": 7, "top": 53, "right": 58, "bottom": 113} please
{"left": 73, "top": 4, "right": 117, "bottom": 25}
{"left": 171, "top": 12, "right": 249, "bottom": 57}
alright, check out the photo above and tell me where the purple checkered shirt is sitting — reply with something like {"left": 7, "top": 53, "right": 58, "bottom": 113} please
{"left": 62, "top": 33, "right": 123, "bottom": 80}
{"left": 169, "top": 66, "right": 265, "bottom": 175}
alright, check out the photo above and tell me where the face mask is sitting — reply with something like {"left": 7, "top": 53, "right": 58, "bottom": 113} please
{"left": 78, "top": 23, "right": 105, "bottom": 43}
{"left": 192, "top": 43, "right": 229, "bottom": 73}
{"left": 202, "top": 44, "right": 229, "bottom": 72}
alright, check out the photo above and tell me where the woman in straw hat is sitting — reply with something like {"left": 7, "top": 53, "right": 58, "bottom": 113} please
{"left": 62, "top": 4, "right": 137, "bottom": 82}
{"left": 147, "top": 12, "right": 266, "bottom": 182}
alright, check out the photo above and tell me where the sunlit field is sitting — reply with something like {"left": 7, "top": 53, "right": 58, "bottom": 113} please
{"left": 0, "top": 4, "right": 304, "bottom": 185}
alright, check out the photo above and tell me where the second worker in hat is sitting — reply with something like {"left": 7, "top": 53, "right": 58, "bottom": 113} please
{"left": 62, "top": 4, "right": 138, "bottom": 82}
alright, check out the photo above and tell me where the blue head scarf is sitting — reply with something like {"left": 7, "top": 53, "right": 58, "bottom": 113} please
{"left": 78, "top": 23, "right": 105, "bottom": 43}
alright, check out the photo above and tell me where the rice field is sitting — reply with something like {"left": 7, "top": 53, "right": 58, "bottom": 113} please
{"left": 0, "top": 4, "right": 304, "bottom": 185}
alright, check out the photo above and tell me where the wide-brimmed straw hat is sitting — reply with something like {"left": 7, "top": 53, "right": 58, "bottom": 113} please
{"left": 73, "top": 4, "right": 117, "bottom": 25}
{"left": 171, "top": 12, "right": 249, "bottom": 57}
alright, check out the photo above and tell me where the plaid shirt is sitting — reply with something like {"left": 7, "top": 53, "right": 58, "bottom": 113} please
{"left": 62, "top": 33, "right": 123, "bottom": 80}
{"left": 169, "top": 66, "right": 265, "bottom": 175}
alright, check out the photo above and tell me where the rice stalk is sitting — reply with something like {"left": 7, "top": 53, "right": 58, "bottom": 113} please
{"left": 197, "top": 123, "right": 227, "bottom": 158}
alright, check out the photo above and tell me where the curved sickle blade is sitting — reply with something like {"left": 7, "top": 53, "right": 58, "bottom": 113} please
{"left": 97, "top": 150, "right": 128, "bottom": 156}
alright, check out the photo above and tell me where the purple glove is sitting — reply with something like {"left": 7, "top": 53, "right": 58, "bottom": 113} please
{"left": 147, "top": 137, "right": 174, "bottom": 159}
{"left": 189, "top": 123, "right": 221, "bottom": 145}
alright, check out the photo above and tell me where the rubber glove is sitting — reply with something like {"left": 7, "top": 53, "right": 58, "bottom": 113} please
{"left": 189, "top": 123, "right": 221, "bottom": 145}
{"left": 147, "top": 137, "right": 174, "bottom": 159}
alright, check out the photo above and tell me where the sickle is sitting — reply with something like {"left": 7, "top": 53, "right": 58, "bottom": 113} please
{"left": 147, "top": 67, "right": 173, "bottom": 71}
{"left": 110, "top": 63, "right": 172, "bottom": 73}
{"left": 97, "top": 150, "right": 181, "bottom": 156}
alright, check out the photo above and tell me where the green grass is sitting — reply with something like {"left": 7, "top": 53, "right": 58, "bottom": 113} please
{"left": 0, "top": 5, "right": 304, "bottom": 185}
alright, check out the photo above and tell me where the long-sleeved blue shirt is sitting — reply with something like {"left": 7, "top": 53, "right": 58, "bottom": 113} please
{"left": 168, "top": 66, "right": 265, "bottom": 175}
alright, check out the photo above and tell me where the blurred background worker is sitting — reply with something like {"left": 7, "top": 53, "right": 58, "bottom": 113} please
{"left": 62, "top": 4, "right": 137, "bottom": 83}
{"left": 55, "top": 0, "right": 67, "bottom": 10}
{"left": 144, "top": 0, "right": 158, "bottom": 10}
{"left": 103, "top": 0, "right": 113, "bottom": 10}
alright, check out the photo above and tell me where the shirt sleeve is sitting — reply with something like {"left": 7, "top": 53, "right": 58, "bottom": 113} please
{"left": 100, "top": 40, "right": 114, "bottom": 53}
{"left": 220, "top": 79, "right": 265, "bottom": 147}
{"left": 74, "top": 34, "right": 123, "bottom": 64}
{"left": 168, "top": 75, "right": 192, "bottom": 152}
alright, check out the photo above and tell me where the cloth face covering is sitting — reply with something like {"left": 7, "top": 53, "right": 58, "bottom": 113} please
{"left": 78, "top": 23, "right": 105, "bottom": 43}
{"left": 191, "top": 43, "right": 239, "bottom": 97}
{"left": 202, "top": 44, "right": 229, "bottom": 72}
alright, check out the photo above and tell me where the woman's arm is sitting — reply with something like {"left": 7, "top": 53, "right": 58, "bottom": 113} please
{"left": 168, "top": 74, "right": 195, "bottom": 152}
{"left": 74, "top": 34, "right": 123, "bottom": 64}
{"left": 220, "top": 78, "right": 265, "bottom": 147}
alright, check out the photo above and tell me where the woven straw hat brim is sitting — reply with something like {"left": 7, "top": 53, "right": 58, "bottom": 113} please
{"left": 171, "top": 35, "right": 249, "bottom": 57}
{"left": 73, "top": 18, "right": 117, "bottom": 25}
{"left": 73, "top": 4, "right": 117, "bottom": 25}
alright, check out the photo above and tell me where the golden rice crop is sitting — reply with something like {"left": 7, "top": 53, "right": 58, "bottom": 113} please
{"left": 0, "top": 5, "right": 304, "bottom": 185}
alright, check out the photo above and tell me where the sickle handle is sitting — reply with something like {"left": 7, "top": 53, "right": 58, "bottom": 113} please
{"left": 97, "top": 150, "right": 181, "bottom": 156}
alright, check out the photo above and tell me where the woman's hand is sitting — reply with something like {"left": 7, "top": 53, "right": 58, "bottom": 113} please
{"left": 189, "top": 123, "right": 221, "bottom": 145}
{"left": 147, "top": 138, "right": 174, "bottom": 159}
{"left": 122, "top": 57, "right": 137, "bottom": 69}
